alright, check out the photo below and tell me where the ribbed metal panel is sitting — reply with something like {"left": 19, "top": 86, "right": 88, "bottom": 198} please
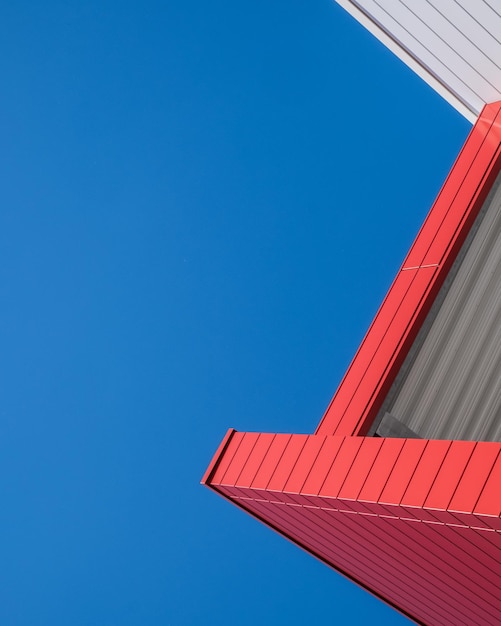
{"left": 205, "top": 432, "right": 501, "bottom": 626}
{"left": 335, "top": 0, "right": 501, "bottom": 121}
{"left": 318, "top": 102, "right": 501, "bottom": 438}
{"left": 388, "top": 173, "right": 501, "bottom": 441}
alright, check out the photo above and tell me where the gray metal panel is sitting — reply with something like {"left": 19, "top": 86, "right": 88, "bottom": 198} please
{"left": 384, "top": 173, "right": 501, "bottom": 441}
{"left": 375, "top": 413, "right": 421, "bottom": 438}
{"left": 335, "top": 0, "right": 501, "bottom": 121}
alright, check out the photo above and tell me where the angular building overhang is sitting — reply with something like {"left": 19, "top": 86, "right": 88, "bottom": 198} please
{"left": 202, "top": 103, "right": 501, "bottom": 625}
{"left": 333, "top": 1, "right": 501, "bottom": 122}
{"left": 315, "top": 101, "right": 501, "bottom": 441}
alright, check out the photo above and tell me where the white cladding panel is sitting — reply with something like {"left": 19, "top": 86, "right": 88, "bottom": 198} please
{"left": 336, "top": 0, "right": 501, "bottom": 121}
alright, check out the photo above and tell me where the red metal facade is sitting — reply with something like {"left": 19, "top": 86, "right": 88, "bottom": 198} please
{"left": 202, "top": 102, "right": 501, "bottom": 626}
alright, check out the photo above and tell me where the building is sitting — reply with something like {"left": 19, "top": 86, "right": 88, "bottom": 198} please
{"left": 202, "top": 3, "right": 501, "bottom": 625}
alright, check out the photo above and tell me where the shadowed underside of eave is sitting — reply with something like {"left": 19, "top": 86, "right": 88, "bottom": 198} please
{"left": 204, "top": 431, "right": 501, "bottom": 626}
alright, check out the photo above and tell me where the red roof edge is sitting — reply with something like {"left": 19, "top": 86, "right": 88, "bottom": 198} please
{"left": 200, "top": 428, "right": 236, "bottom": 486}
{"left": 316, "top": 100, "right": 501, "bottom": 437}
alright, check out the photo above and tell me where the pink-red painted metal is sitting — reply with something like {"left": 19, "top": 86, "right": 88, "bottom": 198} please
{"left": 316, "top": 101, "right": 501, "bottom": 438}
{"left": 202, "top": 102, "right": 501, "bottom": 626}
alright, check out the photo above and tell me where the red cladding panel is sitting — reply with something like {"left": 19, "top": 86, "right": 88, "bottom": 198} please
{"left": 423, "top": 440, "right": 476, "bottom": 524}
{"left": 424, "top": 441, "right": 476, "bottom": 510}
{"left": 316, "top": 102, "right": 501, "bottom": 437}
{"left": 301, "top": 436, "right": 345, "bottom": 496}
{"left": 474, "top": 451, "right": 501, "bottom": 523}
{"left": 207, "top": 430, "right": 244, "bottom": 486}
{"left": 248, "top": 499, "right": 446, "bottom": 625}
{"left": 400, "top": 440, "right": 451, "bottom": 522}
{"left": 337, "top": 436, "right": 384, "bottom": 501}
{"left": 217, "top": 432, "right": 260, "bottom": 487}
{"left": 336, "top": 267, "right": 438, "bottom": 437}
{"left": 317, "top": 268, "right": 417, "bottom": 430}
{"left": 423, "top": 119, "right": 501, "bottom": 267}
{"left": 357, "top": 437, "right": 405, "bottom": 504}
{"left": 318, "top": 437, "right": 364, "bottom": 499}
{"left": 378, "top": 438, "right": 428, "bottom": 512}
{"left": 448, "top": 443, "right": 500, "bottom": 526}
{"left": 283, "top": 435, "right": 326, "bottom": 494}
{"left": 206, "top": 431, "right": 501, "bottom": 625}
{"left": 200, "top": 428, "right": 236, "bottom": 486}
{"left": 318, "top": 504, "right": 488, "bottom": 624}
{"left": 266, "top": 434, "right": 309, "bottom": 500}
{"left": 404, "top": 101, "right": 500, "bottom": 267}
{"left": 204, "top": 103, "right": 501, "bottom": 626}
{"left": 246, "top": 500, "right": 426, "bottom": 622}
{"left": 343, "top": 516, "right": 489, "bottom": 626}
{"left": 251, "top": 434, "right": 291, "bottom": 491}
{"left": 235, "top": 433, "right": 276, "bottom": 489}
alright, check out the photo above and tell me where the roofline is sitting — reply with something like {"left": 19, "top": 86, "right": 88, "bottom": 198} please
{"left": 316, "top": 100, "right": 501, "bottom": 436}
{"left": 334, "top": 0, "right": 477, "bottom": 122}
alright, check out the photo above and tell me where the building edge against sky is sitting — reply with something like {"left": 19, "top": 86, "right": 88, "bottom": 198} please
{"left": 203, "top": 4, "right": 501, "bottom": 625}
{"left": 203, "top": 102, "right": 501, "bottom": 626}
{"left": 332, "top": 1, "right": 501, "bottom": 122}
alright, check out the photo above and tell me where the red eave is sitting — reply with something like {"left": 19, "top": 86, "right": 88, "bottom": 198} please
{"left": 317, "top": 100, "right": 501, "bottom": 437}
{"left": 205, "top": 432, "right": 501, "bottom": 625}
{"left": 203, "top": 102, "right": 501, "bottom": 626}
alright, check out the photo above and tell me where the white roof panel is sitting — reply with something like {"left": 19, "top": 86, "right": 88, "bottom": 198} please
{"left": 335, "top": 0, "right": 501, "bottom": 121}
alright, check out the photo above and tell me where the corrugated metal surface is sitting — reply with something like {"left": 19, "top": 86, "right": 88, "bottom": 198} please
{"left": 316, "top": 101, "right": 501, "bottom": 437}
{"left": 335, "top": 1, "right": 501, "bottom": 121}
{"left": 389, "top": 173, "right": 501, "bottom": 440}
{"left": 204, "top": 432, "right": 501, "bottom": 626}
{"left": 202, "top": 104, "right": 501, "bottom": 625}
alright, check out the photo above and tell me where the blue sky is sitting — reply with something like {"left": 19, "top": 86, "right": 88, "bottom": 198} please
{"left": 0, "top": 2, "right": 471, "bottom": 625}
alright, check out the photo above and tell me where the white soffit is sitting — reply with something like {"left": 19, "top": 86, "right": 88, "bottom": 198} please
{"left": 335, "top": 0, "right": 501, "bottom": 122}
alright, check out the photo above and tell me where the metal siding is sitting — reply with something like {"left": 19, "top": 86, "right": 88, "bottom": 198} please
{"left": 300, "top": 436, "right": 345, "bottom": 495}
{"left": 316, "top": 269, "right": 417, "bottom": 434}
{"left": 318, "top": 437, "right": 364, "bottom": 498}
{"left": 250, "top": 491, "right": 498, "bottom": 624}
{"left": 400, "top": 440, "right": 452, "bottom": 522}
{"left": 358, "top": 517, "right": 495, "bottom": 625}
{"left": 403, "top": 100, "right": 500, "bottom": 265}
{"left": 343, "top": 266, "right": 438, "bottom": 435}
{"left": 337, "top": 436, "right": 384, "bottom": 500}
{"left": 440, "top": 523, "right": 501, "bottom": 575}
{"left": 423, "top": 441, "right": 476, "bottom": 513}
{"left": 200, "top": 427, "right": 235, "bottom": 485}
{"left": 448, "top": 443, "right": 499, "bottom": 514}
{"left": 216, "top": 431, "right": 260, "bottom": 488}
{"left": 389, "top": 175, "right": 501, "bottom": 440}
{"left": 474, "top": 451, "right": 501, "bottom": 520}
{"left": 415, "top": 520, "right": 497, "bottom": 591}
{"left": 316, "top": 101, "right": 501, "bottom": 437}
{"left": 283, "top": 435, "right": 326, "bottom": 494}
{"left": 203, "top": 106, "right": 501, "bottom": 625}
{"left": 265, "top": 434, "right": 308, "bottom": 495}
{"left": 259, "top": 498, "right": 447, "bottom": 625}
{"left": 235, "top": 432, "right": 275, "bottom": 489}
{"left": 207, "top": 430, "right": 244, "bottom": 485}
{"left": 205, "top": 431, "right": 501, "bottom": 625}
{"left": 250, "top": 433, "right": 290, "bottom": 490}
{"left": 334, "top": 0, "right": 501, "bottom": 119}
{"left": 472, "top": 528, "right": 501, "bottom": 550}
{"left": 357, "top": 436, "right": 405, "bottom": 503}
{"left": 308, "top": 509, "right": 465, "bottom": 625}
{"left": 246, "top": 499, "right": 433, "bottom": 625}
{"left": 378, "top": 438, "right": 427, "bottom": 506}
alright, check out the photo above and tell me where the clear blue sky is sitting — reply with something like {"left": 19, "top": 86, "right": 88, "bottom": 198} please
{"left": 0, "top": 2, "right": 470, "bottom": 625}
